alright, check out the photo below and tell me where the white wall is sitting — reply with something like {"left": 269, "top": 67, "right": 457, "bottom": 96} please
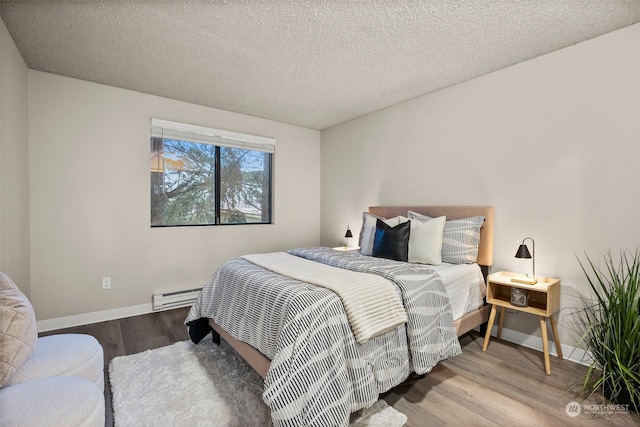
{"left": 0, "top": 18, "right": 30, "bottom": 296}
{"left": 28, "top": 71, "right": 321, "bottom": 320}
{"left": 321, "top": 24, "right": 640, "bottom": 346}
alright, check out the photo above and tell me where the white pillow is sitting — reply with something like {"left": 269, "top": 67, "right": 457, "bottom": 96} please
{"left": 0, "top": 273, "right": 38, "bottom": 388}
{"left": 407, "top": 215, "right": 446, "bottom": 265}
{"left": 408, "top": 211, "right": 484, "bottom": 264}
{"left": 358, "top": 212, "right": 406, "bottom": 256}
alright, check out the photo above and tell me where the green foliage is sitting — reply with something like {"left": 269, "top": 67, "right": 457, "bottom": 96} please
{"left": 151, "top": 139, "right": 270, "bottom": 226}
{"left": 575, "top": 249, "right": 640, "bottom": 412}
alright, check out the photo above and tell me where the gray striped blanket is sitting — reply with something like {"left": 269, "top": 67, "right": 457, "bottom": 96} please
{"left": 186, "top": 247, "right": 461, "bottom": 426}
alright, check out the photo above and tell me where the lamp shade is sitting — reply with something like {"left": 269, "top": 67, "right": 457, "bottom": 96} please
{"left": 344, "top": 227, "right": 353, "bottom": 238}
{"left": 515, "top": 244, "right": 532, "bottom": 259}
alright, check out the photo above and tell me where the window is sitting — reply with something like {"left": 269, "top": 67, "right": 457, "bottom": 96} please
{"left": 150, "top": 119, "right": 274, "bottom": 227}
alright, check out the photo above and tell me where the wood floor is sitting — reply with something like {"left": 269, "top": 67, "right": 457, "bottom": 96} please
{"left": 42, "top": 307, "right": 639, "bottom": 426}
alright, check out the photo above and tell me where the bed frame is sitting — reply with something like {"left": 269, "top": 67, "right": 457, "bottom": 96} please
{"left": 209, "top": 205, "right": 494, "bottom": 379}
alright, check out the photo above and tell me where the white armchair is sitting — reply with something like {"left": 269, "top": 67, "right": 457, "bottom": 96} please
{"left": 0, "top": 273, "right": 105, "bottom": 426}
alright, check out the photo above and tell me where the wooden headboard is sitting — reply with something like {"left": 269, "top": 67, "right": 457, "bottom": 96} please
{"left": 368, "top": 206, "right": 494, "bottom": 267}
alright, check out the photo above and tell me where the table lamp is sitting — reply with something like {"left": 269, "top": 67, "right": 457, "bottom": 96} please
{"left": 510, "top": 237, "right": 536, "bottom": 307}
{"left": 511, "top": 237, "right": 537, "bottom": 284}
{"left": 344, "top": 226, "right": 353, "bottom": 248}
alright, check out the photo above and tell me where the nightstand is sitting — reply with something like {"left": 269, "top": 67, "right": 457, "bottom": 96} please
{"left": 482, "top": 271, "right": 562, "bottom": 375}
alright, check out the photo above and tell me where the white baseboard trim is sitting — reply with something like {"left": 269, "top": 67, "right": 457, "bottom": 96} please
{"left": 37, "top": 303, "right": 154, "bottom": 333}
{"left": 485, "top": 325, "right": 593, "bottom": 366}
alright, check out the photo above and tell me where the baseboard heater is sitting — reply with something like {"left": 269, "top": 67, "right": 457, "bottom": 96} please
{"left": 152, "top": 287, "right": 202, "bottom": 311}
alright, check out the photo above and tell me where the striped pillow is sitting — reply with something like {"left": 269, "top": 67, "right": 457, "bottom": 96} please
{"left": 408, "top": 211, "right": 484, "bottom": 264}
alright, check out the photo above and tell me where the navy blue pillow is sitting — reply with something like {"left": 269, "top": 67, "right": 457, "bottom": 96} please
{"left": 372, "top": 218, "right": 411, "bottom": 262}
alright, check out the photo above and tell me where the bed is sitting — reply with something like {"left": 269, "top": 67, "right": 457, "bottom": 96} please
{"left": 186, "top": 205, "right": 494, "bottom": 426}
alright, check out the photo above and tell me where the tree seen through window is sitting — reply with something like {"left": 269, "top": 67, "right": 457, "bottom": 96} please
{"left": 151, "top": 135, "right": 272, "bottom": 226}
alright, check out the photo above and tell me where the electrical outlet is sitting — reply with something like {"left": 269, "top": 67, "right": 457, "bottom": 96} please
{"left": 102, "top": 277, "right": 111, "bottom": 290}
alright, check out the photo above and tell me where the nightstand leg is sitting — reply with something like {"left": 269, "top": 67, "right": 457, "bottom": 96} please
{"left": 482, "top": 306, "right": 498, "bottom": 352}
{"left": 549, "top": 315, "right": 563, "bottom": 360}
{"left": 540, "top": 316, "right": 551, "bottom": 375}
{"left": 497, "top": 307, "right": 506, "bottom": 339}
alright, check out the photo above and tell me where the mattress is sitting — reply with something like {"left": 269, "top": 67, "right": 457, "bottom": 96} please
{"left": 432, "top": 262, "right": 486, "bottom": 320}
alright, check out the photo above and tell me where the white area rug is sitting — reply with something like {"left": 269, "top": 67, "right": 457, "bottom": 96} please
{"left": 109, "top": 339, "right": 407, "bottom": 426}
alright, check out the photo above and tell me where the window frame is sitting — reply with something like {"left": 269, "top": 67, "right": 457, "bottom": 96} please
{"left": 150, "top": 118, "right": 275, "bottom": 227}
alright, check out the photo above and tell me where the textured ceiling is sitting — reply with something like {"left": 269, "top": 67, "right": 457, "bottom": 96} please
{"left": 1, "top": 1, "right": 640, "bottom": 130}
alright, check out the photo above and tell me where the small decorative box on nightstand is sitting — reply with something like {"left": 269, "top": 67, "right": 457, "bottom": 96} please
{"left": 482, "top": 271, "right": 562, "bottom": 375}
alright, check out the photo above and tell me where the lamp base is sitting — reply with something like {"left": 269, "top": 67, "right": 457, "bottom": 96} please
{"left": 511, "top": 276, "right": 537, "bottom": 285}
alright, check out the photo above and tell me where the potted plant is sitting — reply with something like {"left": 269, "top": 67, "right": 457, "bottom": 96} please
{"left": 573, "top": 249, "right": 639, "bottom": 412}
